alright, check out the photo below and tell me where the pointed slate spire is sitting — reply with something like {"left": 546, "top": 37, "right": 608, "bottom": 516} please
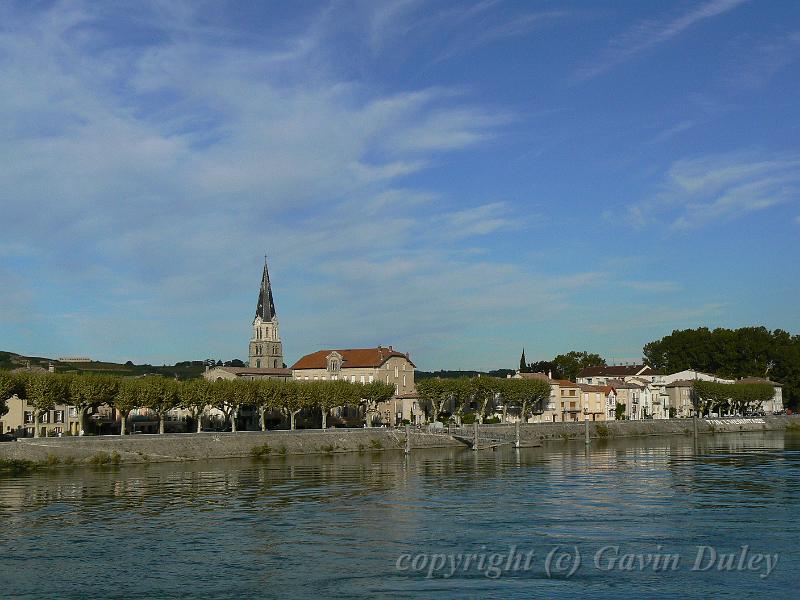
{"left": 255, "top": 256, "right": 276, "bottom": 321}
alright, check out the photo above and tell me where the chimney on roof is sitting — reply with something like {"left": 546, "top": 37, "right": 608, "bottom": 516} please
{"left": 389, "top": 345, "right": 393, "bottom": 351}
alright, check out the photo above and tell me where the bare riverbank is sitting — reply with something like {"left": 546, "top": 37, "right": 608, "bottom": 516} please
{"left": 1, "top": 415, "right": 797, "bottom": 470}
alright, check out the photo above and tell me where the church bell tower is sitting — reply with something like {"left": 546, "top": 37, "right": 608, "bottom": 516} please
{"left": 249, "top": 257, "right": 284, "bottom": 369}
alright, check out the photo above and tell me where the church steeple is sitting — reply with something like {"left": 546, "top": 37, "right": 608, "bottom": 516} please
{"left": 249, "top": 256, "right": 284, "bottom": 369}
{"left": 255, "top": 256, "right": 276, "bottom": 321}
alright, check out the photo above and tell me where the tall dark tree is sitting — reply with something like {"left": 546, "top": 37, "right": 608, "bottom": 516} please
{"left": 645, "top": 327, "right": 797, "bottom": 409}
{"left": 529, "top": 361, "right": 557, "bottom": 378}
{"left": 552, "top": 351, "right": 606, "bottom": 382}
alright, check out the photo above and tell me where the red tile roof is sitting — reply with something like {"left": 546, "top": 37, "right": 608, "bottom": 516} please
{"left": 552, "top": 379, "right": 580, "bottom": 388}
{"left": 517, "top": 372, "right": 550, "bottom": 381}
{"left": 578, "top": 384, "right": 607, "bottom": 392}
{"left": 291, "top": 347, "right": 415, "bottom": 370}
{"left": 213, "top": 367, "right": 292, "bottom": 376}
{"left": 665, "top": 379, "right": 697, "bottom": 388}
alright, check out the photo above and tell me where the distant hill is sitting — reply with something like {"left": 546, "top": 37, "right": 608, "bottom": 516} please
{"left": 2, "top": 351, "right": 514, "bottom": 382}
{"left": 416, "top": 369, "right": 515, "bottom": 380}
{"left": 0, "top": 351, "right": 243, "bottom": 380}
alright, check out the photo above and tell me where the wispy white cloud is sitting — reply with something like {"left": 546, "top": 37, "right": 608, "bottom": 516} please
{"left": 432, "top": 9, "right": 574, "bottom": 63}
{"left": 436, "top": 202, "right": 520, "bottom": 239}
{"left": 357, "top": 0, "right": 576, "bottom": 65}
{"left": 723, "top": 30, "right": 800, "bottom": 90}
{"left": 572, "top": 0, "right": 748, "bottom": 82}
{"left": 649, "top": 119, "right": 697, "bottom": 144}
{"left": 625, "top": 152, "right": 800, "bottom": 230}
{"left": 0, "top": 0, "right": 603, "bottom": 368}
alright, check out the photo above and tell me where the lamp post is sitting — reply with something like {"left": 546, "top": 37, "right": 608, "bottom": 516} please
{"left": 584, "top": 407, "right": 590, "bottom": 445}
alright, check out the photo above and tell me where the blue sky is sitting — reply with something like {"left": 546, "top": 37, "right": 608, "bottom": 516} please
{"left": 1, "top": 0, "right": 798, "bottom": 370}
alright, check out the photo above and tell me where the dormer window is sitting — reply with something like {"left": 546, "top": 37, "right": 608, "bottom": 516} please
{"left": 327, "top": 354, "right": 341, "bottom": 372}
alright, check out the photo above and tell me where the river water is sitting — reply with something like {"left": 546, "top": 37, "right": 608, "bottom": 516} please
{"left": 1, "top": 432, "right": 798, "bottom": 599}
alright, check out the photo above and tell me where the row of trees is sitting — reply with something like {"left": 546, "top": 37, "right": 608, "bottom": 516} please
{"left": 645, "top": 327, "right": 799, "bottom": 409}
{"left": 0, "top": 371, "right": 395, "bottom": 437}
{"left": 691, "top": 380, "right": 776, "bottom": 417}
{"left": 417, "top": 376, "right": 551, "bottom": 425}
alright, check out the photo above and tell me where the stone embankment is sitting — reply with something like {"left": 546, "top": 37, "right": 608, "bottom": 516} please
{"left": 483, "top": 414, "right": 799, "bottom": 444}
{"left": 1, "top": 415, "right": 797, "bottom": 468}
{"left": 0, "top": 428, "right": 460, "bottom": 466}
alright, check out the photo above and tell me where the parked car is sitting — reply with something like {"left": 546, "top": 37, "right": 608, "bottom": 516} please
{"left": 0, "top": 432, "right": 17, "bottom": 442}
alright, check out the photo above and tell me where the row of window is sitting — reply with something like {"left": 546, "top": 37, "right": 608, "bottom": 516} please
{"left": 255, "top": 327, "right": 277, "bottom": 340}
{"left": 253, "top": 344, "right": 280, "bottom": 356}
{"left": 255, "top": 359, "right": 279, "bottom": 368}
{"left": 324, "top": 363, "right": 408, "bottom": 378}
{"left": 299, "top": 374, "right": 375, "bottom": 383}
{"left": 23, "top": 410, "right": 68, "bottom": 424}
{"left": 21, "top": 427, "right": 63, "bottom": 436}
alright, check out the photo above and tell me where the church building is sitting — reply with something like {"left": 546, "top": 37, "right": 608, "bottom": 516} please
{"left": 249, "top": 258, "right": 284, "bottom": 369}
{"left": 203, "top": 258, "right": 290, "bottom": 384}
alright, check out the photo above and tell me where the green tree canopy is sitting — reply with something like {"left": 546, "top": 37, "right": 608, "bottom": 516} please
{"left": 645, "top": 326, "right": 796, "bottom": 409}
{"left": 22, "top": 372, "right": 70, "bottom": 437}
{"left": 691, "top": 380, "right": 776, "bottom": 416}
{"left": 70, "top": 374, "right": 119, "bottom": 435}
{"left": 552, "top": 351, "right": 606, "bottom": 382}
{"left": 469, "top": 376, "right": 501, "bottom": 424}
{"left": 113, "top": 378, "right": 142, "bottom": 435}
{"left": 416, "top": 378, "right": 449, "bottom": 423}
{"left": 0, "top": 371, "right": 24, "bottom": 417}
{"left": 209, "top": 379, "right": 240, "bottom": 431}
{"left": 500, "top": 378, "right": 551, "bottom": 422}
{"left": 139, "top": 377, "right": 179, "bottom": 434}
{"left": 178, "top": 378, "right": 214, "bottom": 433}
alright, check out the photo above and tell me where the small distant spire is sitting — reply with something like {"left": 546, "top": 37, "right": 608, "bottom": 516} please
{"left": 255, "top": 256, "right": 277, "bottom": 321}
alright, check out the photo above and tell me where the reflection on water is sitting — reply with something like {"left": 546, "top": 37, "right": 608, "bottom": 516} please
{"left": 1, "top": 432, "right": 798, "bottom": 599}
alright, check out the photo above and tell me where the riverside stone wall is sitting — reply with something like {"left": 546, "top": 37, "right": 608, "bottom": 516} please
{"left": 1, "top": 415, "right": 797, "bottom": 467}
{"left": 0, "top": 429, "right": 460, "bottom": 465}
{"left": 481, "top": 414, "right": 799, "bottom": 443}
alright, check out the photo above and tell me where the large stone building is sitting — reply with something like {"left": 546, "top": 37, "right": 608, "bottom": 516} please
{"left": 291, "top": 347, "right": 420, "bottom": 425}
{"left": 291, "top": 347, "right": 416, "bottom": 394}
{"left": 248, "top": 258, "right": 284, "bottom": 369}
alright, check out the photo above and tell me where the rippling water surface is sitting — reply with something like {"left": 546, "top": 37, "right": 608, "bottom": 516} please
{"left": 1, "top": 432, "right": 798, "bottom": 599}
